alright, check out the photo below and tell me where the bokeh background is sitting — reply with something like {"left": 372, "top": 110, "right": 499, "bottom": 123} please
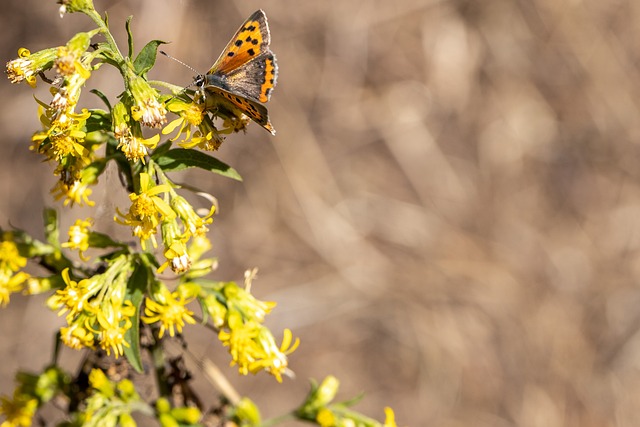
{"left": 3, "top": 0, "right": 640, "bottom": 426}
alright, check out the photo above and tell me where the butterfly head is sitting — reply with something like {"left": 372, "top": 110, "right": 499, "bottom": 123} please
{"left": 193, "top": 73, "right": 206, "bottom": 91}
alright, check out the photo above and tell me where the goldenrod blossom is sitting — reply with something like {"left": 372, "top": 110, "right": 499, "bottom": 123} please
{"left": 49, "top": 65, "right": 91, "bottom": 114}
{"left": 218, "top": 308, "right": 298, "bottom": 381}
{"left": 171, "top": 194, "right": 215, "bottom": 238}
{"left": 47, "top": 268, "right": 99, "bottom": 319}
{"left": 60, "top": 321, "right": 95, "bottom": 350}
{"left": 62, "top": 218, "right": 92, "bottom": 260}
{"left": 163, "top": 98, "right": 206, "bottom": 143}
{"left": 57, "top": 0, "right": 95, "bottom": 16}
{"left": 51, "top": 178, "right": 94, "bottom": 207}
{"left": 178, "top": 119, "right": 225, "bottom": 151}
{"left": 383, "top": 407, "right": 398, "bottom": 427}
{"left": 158, "top": 240, "right": 191, "bottom": 275}
{"left": 224, "top": 282, "right": 276, "bottom": 323}
{"left": 142, "top": 287, "right": 196, "bottom": 338}
{"left": 129, "top": 76, "right": 166, "bottom": 128}
{"left": 0, "top": 241, "right": 27, "bottom": 273}
{"left": 32, "top": 108, "right": 91, "bottom": 161}
{"left": 0, "top": 271, "right": 30, "bottom": 307}
{"left": 5, "top": 47, "right": 57, "bottom": 88}
{"left": 54, "top": 31, "right": 96, "bottom": 77}
{"left": 117, "top": 129, "right": 159, "bottom": 164}
{"left": 115, "top": 172, "right": 175, "bottom": 249}
{"left": 113, "top": 102, "right": 159, "bottom": 163}
{"left": 0, "top": 390, "right": 38, "bottom": 427}
{"left": 95, "top": 303, "right": 133, "bottom": 357}
{"left": 251, "top": 327, "right": 299, "bottom": 382}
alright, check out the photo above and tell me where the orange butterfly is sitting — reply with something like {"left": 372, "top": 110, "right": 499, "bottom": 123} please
{"left": 194, "top": 10, "right": 277, "bottom": 135}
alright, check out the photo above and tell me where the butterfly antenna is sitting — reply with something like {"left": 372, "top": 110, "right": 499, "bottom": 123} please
{"left": 160, "top": 50, "right": 199, "bottom": 76}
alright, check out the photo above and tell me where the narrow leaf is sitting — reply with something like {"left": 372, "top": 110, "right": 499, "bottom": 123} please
{"left": 90, "top": 89, "right": 112, "bottom": 111}
{"left": 126, "top": 15, "right": 134, "bottom": 59}
{"left": 124, "top": 264, "right": 148, "bottom": 373}
{"left": 152, "top": 149, "right": 242, "bottom": 181}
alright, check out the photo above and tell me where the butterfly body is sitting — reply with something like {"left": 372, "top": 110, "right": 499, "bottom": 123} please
{"left": 195, "top": 10, "right": 277, "bottom": 135}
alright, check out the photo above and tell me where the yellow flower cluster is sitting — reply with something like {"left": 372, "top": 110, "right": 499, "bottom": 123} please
{"left": 0, "top": 237, "right": 29, "bottom": 307}
{"left": 142, "top": 284, "right": 196, "bottom": 338}
{"left": 164, "top": 98, "right": 225, "bottom": 151}
{"left": 78, "top": 368, "right": 144, "bottom": 427}
{"left": 115, "top": 172, "right": 215, "bottom": 275}
{"left": 47, "top": 259, "right": 135, "bottom": 358}
{"left": 11, "top": 32, "right": 102, "bottom": 207}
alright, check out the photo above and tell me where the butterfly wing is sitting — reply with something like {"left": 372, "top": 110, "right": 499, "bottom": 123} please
{"left": 202, "top": 10, "right": 277, "bottom": 134}
{"left": 208, "top": 10, "right": 272, "bottom": 76}
{"left": 205, "top": 51, "right": 277, "bottom": 104}
{"left": 204, "top": 86, "right": 276, "bottom": 135}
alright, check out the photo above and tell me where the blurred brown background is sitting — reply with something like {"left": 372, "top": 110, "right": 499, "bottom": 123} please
{"left": 3, "top": 0, "right": 640, "bottom": 426}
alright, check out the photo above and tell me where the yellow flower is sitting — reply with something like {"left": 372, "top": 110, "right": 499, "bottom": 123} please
{"left": 250, "top": 327, "right": 299, "bottom": 382}
{"left": 0, "top": 241, "right": 27, "bottom": 273}
{"left": 224, "top": 282, "right": 276, "bottom": 323}
{"left": 50, "top": 159, "right": 102, "bottom": 207}
{"left": 157, "top": 240, "right": 191, "bottom": 275}
{"left": 130, "top": 173, "right": 175, "bottom": 221}
{"left": 316, "top": 408, "right": 336, "bottom": 427}
{"left": 95, "top": 304, "right": 132, "bottom": 358}
{"left": 51, "top": 178, "right": 95, "bottom": 207}
{"left": 115, "top": 124, "right": 159, "bottom": 164}
{"left": 164, "top": 97, "right": 225, "bottom": 150}
{"left": 5, "top": 47, "right": 57, "bottom": 88}
{"left": 142, "top": 288, "right": 196, "bottom": 338}
{"left": 57, "top": 0, "right": 95, "bottom": 16}
{"left": 129, "top": 76, "right": 166, "bottom": 128}
{"left": 24, "top": 276, "right": 60, "bottom": 295}
{"left": 218, "top": 315, "right": 262, "bottom": 376}
{"left": 32, "top": 109, "right": 90, "bottom": 161}
{"left": 179, "top": 122, "right": 225, "bottom": 151}
{"left": 47, "top": 268, "right": 96, "bottom": 319}
{"left": 164, "top": 98, "right": 205, "bottom": 132}
{"left": 383, "top": 407, "right": 398, "bottom": 427}
{"left": 54, "top": 31, "right": 96, "bottom": 77}
{"left": 115, "top": 173, "right": 175, "bottom": 248}
{"left": 60, "top": 321, "right": 95, "bottom": 350}
{"left": 171, "top": 195, "right": 215, "bottom": 238}
{"left": 0, "top": 391, "right": 38, "bottom": 427}
{"left": 113, "top": 102, "right": 160, "bottom": 163}
{"left": 62, "top": 218, "right": 92, "bottom": 260}
{"left": 49, "top": 65, "right": 90, "bottom": 113}
{"left": 0, "top": 271, "right": 30, "bottom": 307}
{"left": 221, "top": 114, "right": 251, "bottom": 134}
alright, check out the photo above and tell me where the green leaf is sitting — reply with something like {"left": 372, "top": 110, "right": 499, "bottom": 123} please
{"left": 126, "top": 15, "right": 134, "bottom": 59}
{"left": 90, "top": 89, "right": 112, "bottom": 111}
{"left": 152, "top": 149, "right": 242, "bottom": 181}
{"left": 124, "top": 263, "right": 148, "bottom": 373}
{"left": 197, "top": 296, "right": 209, "bottom": 325}
{"left": 133, "top": 40, "right": 168, "bottom": 77}
{"left": 85, "top": 109, "right": 112, "bottom": 133}
{"left": 87, "top": 231, "right": 128, "bottom": 249}
{"left": 151, "top": 140, "right": 172, "bottom": 158}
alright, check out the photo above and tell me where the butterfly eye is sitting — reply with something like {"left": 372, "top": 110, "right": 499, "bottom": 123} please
{"left": 193, "top": 74, "right": 205, "bottom": 88}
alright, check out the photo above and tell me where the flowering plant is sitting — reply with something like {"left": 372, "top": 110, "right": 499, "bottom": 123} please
{"left": 1, "top": 1, "right": 400, "bottom": 426}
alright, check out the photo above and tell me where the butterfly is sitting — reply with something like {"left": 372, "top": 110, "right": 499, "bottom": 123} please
{"left": 194, "top": 10, "right": 277, "bottom": 135}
